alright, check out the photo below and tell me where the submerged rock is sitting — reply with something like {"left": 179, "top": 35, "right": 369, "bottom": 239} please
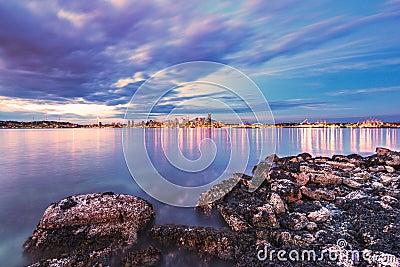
{"left": 24, "top": 192, "right": 154, "bottom": 265}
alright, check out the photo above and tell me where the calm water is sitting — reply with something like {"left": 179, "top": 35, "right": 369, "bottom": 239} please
{"left": 0, "top": 128, "right": 399, "bottom": 266}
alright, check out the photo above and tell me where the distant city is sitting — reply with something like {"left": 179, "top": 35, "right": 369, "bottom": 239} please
{"left": 1, "top": 114, "right": 400, "bottom": 129}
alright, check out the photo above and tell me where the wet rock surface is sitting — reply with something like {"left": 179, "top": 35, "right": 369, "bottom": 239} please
{"left": 163, "top": 147, "right": 399, "bottom": 266}
{"left": 121, "top": 246, "right": 161, "bottom": 267}
{"left": 24, "top": 192, "right": 155, "bottom": 266}
{"left": 24, "top": 148, "right": 400, "bottom": 266}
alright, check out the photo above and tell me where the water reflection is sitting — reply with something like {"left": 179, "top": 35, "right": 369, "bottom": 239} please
{"left": 276, "top": 128, "right": 398, "bottom": 157}
{"left": 0, "top": 128, "right": 399, "bottom": 266}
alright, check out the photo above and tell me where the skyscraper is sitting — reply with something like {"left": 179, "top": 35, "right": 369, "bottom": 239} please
{"left": 207, "top": 113, "right": 211, "bottom": 126}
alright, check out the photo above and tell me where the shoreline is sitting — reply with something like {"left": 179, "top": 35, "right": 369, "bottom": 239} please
{"left": 2, "top": 120, "right": 400, "bottom": 129}
{"left": 23, "top": 147, "right": 399, "bottom": 266}
{"left": 2, "top": 125, "right": 400, "bottom": 129}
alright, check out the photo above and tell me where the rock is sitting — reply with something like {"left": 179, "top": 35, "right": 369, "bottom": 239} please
{"left": 326, "top": 161, "right": 355, "bottom": 170}
{"left": 343, "top": 177, "right": 363, "bottom": 189}
{"left": 305, "top": 222, "right": 318, "bottom": 231}
{"left": 252, "top": 204, "right": 279, "bottom": 228}
{"left": 300, "top": 163, "right": 320, "bottom": 173}
{"left": 26, "top": 254, "right": 102, "bottom": 267}
{"left": 380, "top": 175, "right": 399, "bottom": 185}
{"left": 381, "top": 195, "right": 398, "bottom": 205}
{"left": 332, "top": 154, "right": 350, "bottom": 162}
{"left": 233, "top": 172, "right": 262, "bottom": 191}
{"left": 339, "top": 198, "right": 400, "bottom": 257}
{"left": 298, "top": 152, "right": 312, "bottom": 161}
{"left": 291, "top": 172, "right": 310, "bottom": 186}
{"left": 253, "top": 161, "right": 273, "bottom": 182}
{"left": 300, "top": 186, "right": 322, "bottom": 200}
{"left": 353, "top": 171, "right": 371, "bottom": 181}
{"left": 150, "top": 225, "right": 238, "bottom": 261}
{"left": 268, "top": 192, "right": 286, "bottom": 214}
{"left": 385, "top": 165, "right": 396, "bottom": 173}
{"left": 369, "top": 165, "right": 384, "bottom": 172}
{"left": 24, "top": 193, "right": 154, "bottom": 264}
{"left": 300, "top": 186, "right": 335, "bottom": 201}
{"left": 281, "top": 212, "right": 309, "bottom": 230}
{"left": 270, "top": 179, "right": 302, "bottom": 203}
{"left": 346, "top": 153, "right": 366, "bottom": 165}
{"left": 372, "top": 181, "right": 384, "bottom": 189}
{"left": 272, "top": 231, "right": 315, "bottom": 247}
{"left": 386, "top": 156, "right": 400, "bottom": 169}
{"left": 265, "top": 153, "right": 279, "bottom": 162}
{"left": 23, "top": 148, "right": 400, "bottom": 267}
{"left": 344, "top": 190, "right": 367, "bottom": 200}
{"left": 313, "top": 156, "right": 331, "bottom": 163}
{"left": 376, "top": 147, "right": 391, "bottom": 156}
{"left": 216, "top": 204, "right": 250, "bottom": 231}
{"left": 121, "top": 246, "right": 161, "bottom": 267}
{"left": 196, "top": 177, "right": 240, "bottom": 207}
{"left": 310, "top": 172, "right": 343, "bottom": 185}
{"left": 307, "top": 207, "right": 330, "bottom": 222}
{"left": 372, "top": 148, "right": 400, "bottom": 169}
{"left": 190, "top": 148, "right": 400, "bottom": 265}
{"left": 285, "top": 153, "right": 311, "bottom": 163}
{"left": 369, "top": 165, "right": 395, "bottom": 173}
{"left": 314, "top": 188, "right": 335, "bottom": 201}
{"left": 233, "top": 172, "right": 252, "bottom": 182}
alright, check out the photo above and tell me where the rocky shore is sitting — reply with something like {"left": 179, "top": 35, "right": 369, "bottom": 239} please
{"left": 23, "top": 192, "right": 155, "bottom": 266}
{"left": 24, "top": 148, "right": 399, "bottom": 266}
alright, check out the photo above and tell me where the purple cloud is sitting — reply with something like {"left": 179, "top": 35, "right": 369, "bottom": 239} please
{"left": 0, "top": 0, "right": 399, "bottom": 121}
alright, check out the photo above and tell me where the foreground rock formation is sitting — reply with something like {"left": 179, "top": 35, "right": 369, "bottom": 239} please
{"left": 24, "top": 148, "right": 399, "bottom": 266}
{"left": 24, "top": 192, "right": 155, "bottom": 266}
{"left": 152, "top": 147, "right": 400, "bottom": 266}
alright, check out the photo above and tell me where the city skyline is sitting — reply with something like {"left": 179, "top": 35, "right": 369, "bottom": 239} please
{"left": 0, "top": 1, "right": 400, "bottom": 123}
{"left": 2, "top": 115, "right": 400, "bottom": 129}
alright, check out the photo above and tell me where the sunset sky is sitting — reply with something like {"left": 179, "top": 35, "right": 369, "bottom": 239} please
{"left": 0, "top": 0, "right": 399, "bottom": 123}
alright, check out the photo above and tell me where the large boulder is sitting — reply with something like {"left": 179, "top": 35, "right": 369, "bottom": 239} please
{"left": 23, "top": 192, "right": 154, "bottom": 265}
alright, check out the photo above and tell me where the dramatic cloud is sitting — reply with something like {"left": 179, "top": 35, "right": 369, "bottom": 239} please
{"left": 0, "top": 96, "right": 122, "bottom": 118}
{"left": 0, "top": 0, "right": 399, "bottom": 122}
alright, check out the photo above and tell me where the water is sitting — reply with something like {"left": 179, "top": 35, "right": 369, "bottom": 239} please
{"left": 0, "top": 128, "right": 399, "bottom": 266}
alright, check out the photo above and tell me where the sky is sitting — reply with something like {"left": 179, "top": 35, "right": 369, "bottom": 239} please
{"left": 0, "top": 0, "right": 400, "bottom": 124}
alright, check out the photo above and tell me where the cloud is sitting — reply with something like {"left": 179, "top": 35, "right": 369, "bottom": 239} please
{"left": 0, "top": 0, "right": 399, "bottom": 121}
{"left": 0, "top": 1, "right": 247, "bottom": 103}
{"left": 268, "top": 99, "right": 328, "bottom": 110}
{"left": 0, "top": 96, "right": 122, "bottom": 118}
{"left": 113, "top": 72, "right": 146, "bottom": 88}
{"left": 57, "top": 9, "right": 90, "bottom": 28}
{"left": 243, "top": 10, "right": 399, "bottom": 65}
{"left": 330, "top": 86, "right": 400, "bottom": 96}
